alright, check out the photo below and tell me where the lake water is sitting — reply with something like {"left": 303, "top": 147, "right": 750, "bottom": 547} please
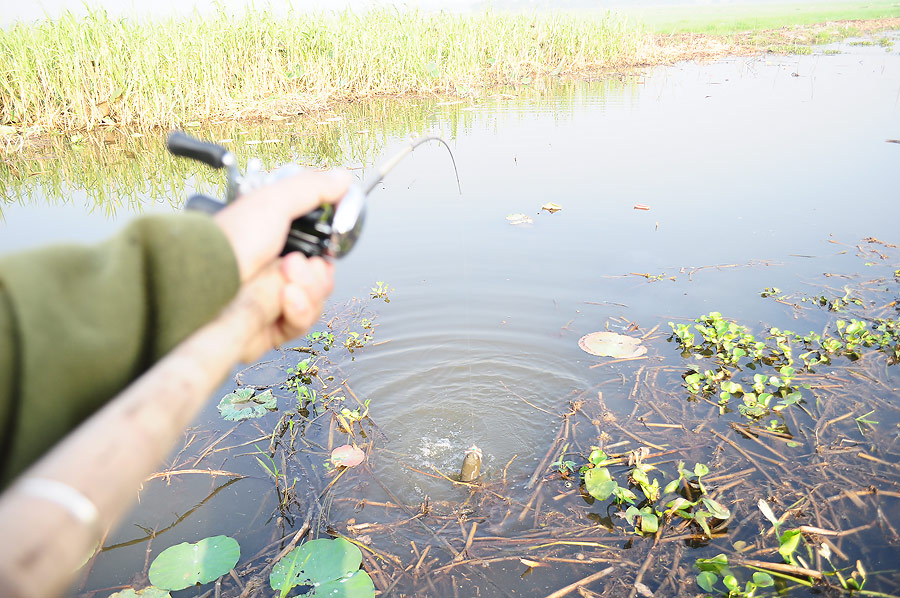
{"left": 3, "top": 34, "right": 900, "bottom": 598}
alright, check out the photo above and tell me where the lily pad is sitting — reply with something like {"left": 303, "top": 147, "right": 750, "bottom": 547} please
{"left": 149, "top": 536, "right": 240, "bottom": 591}
{"left": 270, "top": 537, "right": 375, "bottom": 598}
{"left": 506, "top": 213, "right": 533, "bottom": 225}
{"left": 331, "top": 444, "right": 365, "bottom": 468}
{"left": 578, "top": 332, "right": 647, "bottom": 358}
{"left": 217, "top": 388, "right": 276, "bottom": 421}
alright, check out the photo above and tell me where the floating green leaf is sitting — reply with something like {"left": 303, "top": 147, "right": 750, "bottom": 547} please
{"left": 149, "top": 536, "right": 240, "bottom": 591}
{"left": 700, "top": 496, "right": 731, "bottom": 520}
{"left": 269, "top": 537, "right": 375, "bottom": 598}
{"left": 752, "top": 571, "right": 775, "bottom": 587}
{"left": 696, "top": 570, "right": 718, "bottom": 592}
{"left": 584, "top": 467, "right": 617, "bottom": 501}
{"left": 779, "top": 529, "right": 803, "bottom": 564}
{"left": 217, "top": 388, "right": 276, "bottom": 421}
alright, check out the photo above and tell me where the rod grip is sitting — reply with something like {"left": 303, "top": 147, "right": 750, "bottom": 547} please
{"left": 184, "top": 194, "right": 226, "bottom": 215}
{"left": 166, "top": 131, "right": 228, "bottom": 169}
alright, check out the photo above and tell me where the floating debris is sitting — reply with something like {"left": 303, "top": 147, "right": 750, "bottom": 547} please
{"left": 506, "top": 213, "right": 533, "bottom": 225}
{"left": 634, "top": 204, "right": 651, "bottom": 211}
{"left": 331, "top": 444, "right": 365, "bottom": 468}
{"left": 578, "top": 331, "right": 647, "bottom": 358}
{"left": 542, "top": 202, "right": 562, "bottom": 213}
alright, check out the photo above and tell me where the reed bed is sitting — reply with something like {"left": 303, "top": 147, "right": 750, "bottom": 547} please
{"left": 0, "top": 8, "right": 644, "bottom": 132}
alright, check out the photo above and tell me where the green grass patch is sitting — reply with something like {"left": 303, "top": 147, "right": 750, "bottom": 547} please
{"left": 766, "top": 44, "right": 814, "bottom": 55}
{"left": 627, "top": 1, "right": 900, "bottom": 35}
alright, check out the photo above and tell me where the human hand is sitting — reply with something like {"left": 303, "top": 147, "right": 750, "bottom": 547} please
{"left": 214, "top": 169, "right": 351, "bottom": 282}
{"left": 213, "top": 170, "right": 350, "bottom": 359}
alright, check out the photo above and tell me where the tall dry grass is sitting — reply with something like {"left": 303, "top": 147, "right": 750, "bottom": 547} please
{"left": 0, "top": 8, "right": 645, "bottom": 132}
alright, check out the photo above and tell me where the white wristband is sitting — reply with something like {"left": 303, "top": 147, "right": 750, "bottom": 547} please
{"left": 18, "top": 478, "right": 100, "bottom": 530}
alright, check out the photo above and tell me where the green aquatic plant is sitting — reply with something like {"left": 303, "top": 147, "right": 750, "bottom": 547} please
{"left": 343, "top": 330, "right": 372, "bottom": 353}
{"left": 800, "top": 288, "right": 863, "bottom": 312}
{"left": 339, "top": 399, "right": 371, "bottom": 425}
{"left": 855, "top": 409, "right": 880, "bottom": 435}
{"left": 756, "top": 499, "right": 870, "bottom": 590}
{"left": 305, "top": 331, "right": 335, "bottom": 351}
{"left": 370, "top": 281, "right": 393, "bottom": 303}
{"left": 269, "top": 537, "right": 375, "bottom": 598}
{"left": 695, "top": 554, "right": 774, "bottom": 598}
{"left": 148, "top": 535, "right": 240, "bottom": 591}
{"left": 767, "top": 44, "right": 813, "bottom": 54}
{"left": 254, "top": 444, "right": 300, "bottom": 517}
{"left": 579, "top": 449, "right": 730, "bottom": 538}
{"left": 581, "top": 448, "right": 636, "bottom": 505}
{"left": 217, "top": 388, "right": 277, "bottom": 421}
{"left": 669, "top": 294, "right": 900, "bottom": 424}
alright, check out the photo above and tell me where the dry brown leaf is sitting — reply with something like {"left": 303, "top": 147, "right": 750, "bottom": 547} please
{"left": 578, "top": 331, "right": 647, "bottom": 358}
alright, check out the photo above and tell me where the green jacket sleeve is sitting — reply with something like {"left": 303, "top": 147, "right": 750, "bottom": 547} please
{"left": 0, "top": 212, "right": 240, "bottom": 486}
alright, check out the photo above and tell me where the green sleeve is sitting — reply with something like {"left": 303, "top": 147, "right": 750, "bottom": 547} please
{"left": 0, "top": 212, "right": 240, "bottom": 486}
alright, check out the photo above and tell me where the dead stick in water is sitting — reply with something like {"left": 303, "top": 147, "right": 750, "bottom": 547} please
{"left": 413, "top": 545, "right": 432, "bottom": 576}
{"left": 519, "top": 480, "right": 545, "bottom": 521}
{"left": 457, "top": 521, "right": 478, "bottom": 561}
{"left": 360, "top": 549, "right": 389, "bottom": 591}
{"left": 710, "top": 430, "right": 779, "bottom": 487}
{"left": 145, "top": 468, "right": 245, "bottom": 482}
{"left": 589, "top": 356, "right": 647, "bottom": 368}
{"left": 729, "top": 423, "right": 789, "bottom": 463}
{"left": 628, "top": 529, "right": 662, "bottom": 598}
{"left": 735, "top": 559, "right": 823, "bottom": 581}
{"left": 610, "top": 421, "right": 666, "bottom": 451}
{"left": 526, "top": 419, "right": 569, "bottom": 490}
{"left": 542, "top": 567, "right": 616, "bottom": 598}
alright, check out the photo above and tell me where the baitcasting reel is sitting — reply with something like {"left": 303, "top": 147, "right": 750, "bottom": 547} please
{"left": 167, "top": 131, "right": 459, "bottom": 259}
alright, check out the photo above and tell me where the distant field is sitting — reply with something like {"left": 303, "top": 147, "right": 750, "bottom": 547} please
{"left": 626, "top": 1, "right": 900, "bottom": 34}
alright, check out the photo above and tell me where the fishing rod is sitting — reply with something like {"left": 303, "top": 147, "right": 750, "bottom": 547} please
{"left": 0, "top": 132, "right": 462, "bottom": 598}
{"left": 166, "top": 131, "right": 461, "bottom": 258}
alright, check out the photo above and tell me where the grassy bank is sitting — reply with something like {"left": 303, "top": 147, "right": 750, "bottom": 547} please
{"left": 628, "top": 0, "right": 900, "bottom": 35}
{"left": 0, "top": 8, "right": 643, "bottom": 134}
{"left": 1, "top": 5, "right": 899, "bottom": 137}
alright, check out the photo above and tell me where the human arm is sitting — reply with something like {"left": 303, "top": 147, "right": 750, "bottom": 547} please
{"left": 0, "top": 169, "right": 350, "bottom": 486}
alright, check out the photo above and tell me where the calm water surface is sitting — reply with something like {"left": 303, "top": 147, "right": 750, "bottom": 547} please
{"left": 3, "top": 38, "right": 900, "bottom": 597}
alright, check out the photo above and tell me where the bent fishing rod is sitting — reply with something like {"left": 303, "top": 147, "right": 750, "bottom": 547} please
{"left": 166, "top": 130, "right": 461, "bottom": 258}
{"left": 0, "top": 132, "right": 460, "bottom": 598}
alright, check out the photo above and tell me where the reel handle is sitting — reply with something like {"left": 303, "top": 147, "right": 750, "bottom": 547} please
{"left": 167, "top": 131, "right": 230, "bottom": 169}
{"left": 184, "top": 194, "right": 226, "bottom": 215}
